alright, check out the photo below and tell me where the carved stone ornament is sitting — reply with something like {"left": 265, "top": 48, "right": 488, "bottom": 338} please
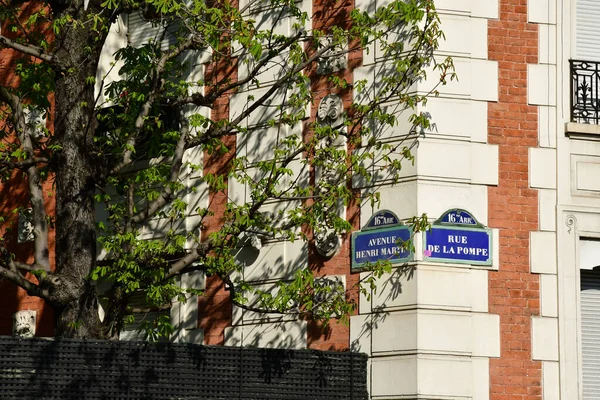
{"left": 23, "top": 107, "right": 46, "bottom": 139}
{"left": 248, "top": 233, "right": 263, "bottom": 250}
{"left": 317, "top": 94, "right": 344, "bottom": 129}
{"left": 237, "top": 231, "right": 263, "bottom": 250}
{"left": 317, "top": 36, "right": 348, "bottom": 75}
{"left": 316, "top": 93, "right": 346, "bottom": 150}
{"left": 315, "top": 229, "right": 342, "bottom": 259}
{"left": 313, "top": 275, "right": 345, "bottom": 303}
{"left": 18, "top": 209, "right": 34, "bottom": 243}
{"left": 566, "top": 214, "right": 577, "bottom": 234}
{"left": 13, "top": 310, "right": 36, "bottom": 338}
{"left": 316, "top": 167, "right": 340, "bottom": 193}
{"left": 234, "top": 231, "right": 263, "bottom": 268}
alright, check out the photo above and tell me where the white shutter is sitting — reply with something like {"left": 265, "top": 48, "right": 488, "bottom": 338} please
{"left": 127, "top": 12, "right": 177, "bottom": 51}
{"left": 581, "top": 269, "right": 600, "bottom": 399}
{"left": 95, "top": 16, "right": 128, "bottom": 106}
{"left": 576, "top": 0, "right": 600, "bottom": 60}
{"left": 119, "top": 291, "right": 170, "bottom": 341}
{"left": 119, "top": 311, "right": 167, "bottom": 341}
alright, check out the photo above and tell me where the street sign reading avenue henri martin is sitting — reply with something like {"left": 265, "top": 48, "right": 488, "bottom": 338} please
{"left": 351, "top": 210, "right": 412, "bottom": 271}
{"left": 423, "top": 209, "right": 492, "bottom": 266}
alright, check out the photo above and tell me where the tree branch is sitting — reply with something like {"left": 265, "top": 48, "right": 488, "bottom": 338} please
{"left": 166, "top": 240, "right": 212, "bottom": 279}
{"left": 171, "top": 31, "right": 306, "bottom": 111}
{"left": 208, "top": 32, "right": 305, "bottom": 102}
{"left": 163, "top": 138, "right": 305, "bottom": 281}
{"left": 130, "top": 109, "right": 189, "bottom": 225}
{"left": 221, "top": 274, "right": 298, "bottom": 315}
{"left": 171, "top": 92, "right": 211, "bottom": 108}
{"left": 189, "top": 42, "right": 332, "bottom": 148}
{"left": 0, "top": 87, "right": 51, "bottom": 271}
{"left": 110, "top": 35, "right": 204, "bottom": 175}
{"left": 0, "top": 266, "right": 49, "bottom": 298}
{"left": 0, "top": 34, "right": 54, "bottom": 64}
{"left": 14, "top": 261, "right": 40, "bottom": 272}
{"left": 161, "top": 27, "right": 422, "bottom": 286}
{"left": 0, "top": 156, "right": 49, "bottom": 171}
{"left": 0, "top": 247, "right": 51, "bottom": 300}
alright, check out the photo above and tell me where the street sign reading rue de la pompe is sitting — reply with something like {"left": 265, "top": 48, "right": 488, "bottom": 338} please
{"left": 423, "top": 209, "right": 492, "bottom": 266}
{"left": 351, "top": 210, "right": 413, "bottom": 271}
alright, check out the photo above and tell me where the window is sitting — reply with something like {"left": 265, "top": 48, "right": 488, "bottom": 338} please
{"left": 570, "top": 1, "right": 600, "bottom": 125}
{"left": 580, "top": 239, "right": 600, "bottom": 398}
{"left": 127, "top": 10, "right": 179, "bottom": 50}
{"left": 576, "top": 0, "right": 600, "bottom": 61}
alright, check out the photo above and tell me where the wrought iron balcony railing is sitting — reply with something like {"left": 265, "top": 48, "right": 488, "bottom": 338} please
{"left": 571, "top": 59, "right": 600, "bottom": 125}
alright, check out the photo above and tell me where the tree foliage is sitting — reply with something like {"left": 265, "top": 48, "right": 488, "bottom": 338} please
{"left": 0, "top": 0, "right": 454, "bottom": 338}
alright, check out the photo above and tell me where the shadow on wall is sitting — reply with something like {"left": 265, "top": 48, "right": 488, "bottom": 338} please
{"left": 198, "top": 275, "right": 232, "bottom": 344}
{"left": 350, "top": 263, "right": 415, "bottom": 353}
{"left": 226, "top": 240, "right": 310, "bottom": 349}
{"left": 225, "top": 321, "right": 308, "bottom": 349}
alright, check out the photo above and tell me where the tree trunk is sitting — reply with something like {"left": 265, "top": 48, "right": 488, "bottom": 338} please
{"left": 54, "top": 281, "right": 104, "bottom": 338}
{"left": 50, "top": 1, "right": 108, "bottom": 338}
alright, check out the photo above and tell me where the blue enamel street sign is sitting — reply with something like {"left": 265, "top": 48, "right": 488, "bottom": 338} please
{"left": 352, "top": 210, "right": 413, "bottom": 270}
{"left": 423, "top": 227, "right": 492, "bottom": 265}
{"left": 423, "top": 209, "right": 492, "bottom": 266}
{"left": 352, "top": 226, "right": 412, "bottom": 269}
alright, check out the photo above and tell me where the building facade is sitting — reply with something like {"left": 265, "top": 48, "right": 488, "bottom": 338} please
{"left": 5, "top": 0, "right": 600, "bottom": 399}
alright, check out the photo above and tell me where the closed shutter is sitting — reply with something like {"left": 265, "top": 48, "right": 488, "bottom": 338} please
{"left": 128, "top": 12, "right": 177, "bottom": 51}
{"left": 119, "top": 311, "right": 169, "bottom": 341}
{"left": 576, "top": 0, "right": 600, "bottom": 60}
{"left": 581, "top": 269, "right": 600, "bottom": 399}
{"left": 119, "top": 291, "right": 170, "bottom": 341}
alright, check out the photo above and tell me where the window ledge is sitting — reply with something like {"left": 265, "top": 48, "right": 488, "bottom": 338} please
{"left": 566, "top": 122, "right": 600, "bottom": 141}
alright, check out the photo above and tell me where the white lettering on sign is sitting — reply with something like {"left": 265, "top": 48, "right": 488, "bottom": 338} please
{"left": 447, "top": 213, "right": 474, "bottom": 225}
{"left": 355, "top": 249, "right": 379, "bottom": 259}
{"left": 457, "top": 247, "right": 488, "bottom": 256}
{"left": 368, "top": 236, "right": 397, "bottom": 246}
{"left": 426, "top": 245, "right": 488, "bottom": 257}
{"left": 381, "top": 247, "right": 401, "bottom": 256}
{"left": 447, "top": 235, "right": 467, "bottom": 244}
{"left": 373, "top": 215, "right": 394, "bottom": 226}
{"left": 356, "top": 233, "right": 406, "bottom": 260}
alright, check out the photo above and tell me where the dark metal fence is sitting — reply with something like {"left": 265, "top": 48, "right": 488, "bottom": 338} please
{"left": 0, "top": 337, "right": 368, "bottom": 400}
{"left": 571, "top": 59, "right": 600, "bottom": 124}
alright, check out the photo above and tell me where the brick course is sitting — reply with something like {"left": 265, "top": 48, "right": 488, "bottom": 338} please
{"left": 197, "top": 58, "right": 237, "bottom": 345}
{"left": 306, "top": 0, "right": 360, "bottom": 351}
{"left": 488, "top": 0, "right": 542, "bottom": 398}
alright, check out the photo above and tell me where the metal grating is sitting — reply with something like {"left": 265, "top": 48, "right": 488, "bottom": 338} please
{"left": 0, "top": 337, "right": 368, "bottom": 400}
{"left": 571, "top": 60, "right": 600, "bottom": 125}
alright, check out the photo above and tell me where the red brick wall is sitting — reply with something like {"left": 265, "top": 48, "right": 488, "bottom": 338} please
{"left": 0, "top": 6, "right": 56, "bottom": 336}
{"left": 488, "top": 0, "right": 542, "bottom": 398}
{"left": 0, "top": 118, "right": 56, "bottom": 337}
{"left": 306, "top": 0, "right": 361, "bottom": 351}
{"left": 197, "top": 58, "right": 237, "bottom": 345}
